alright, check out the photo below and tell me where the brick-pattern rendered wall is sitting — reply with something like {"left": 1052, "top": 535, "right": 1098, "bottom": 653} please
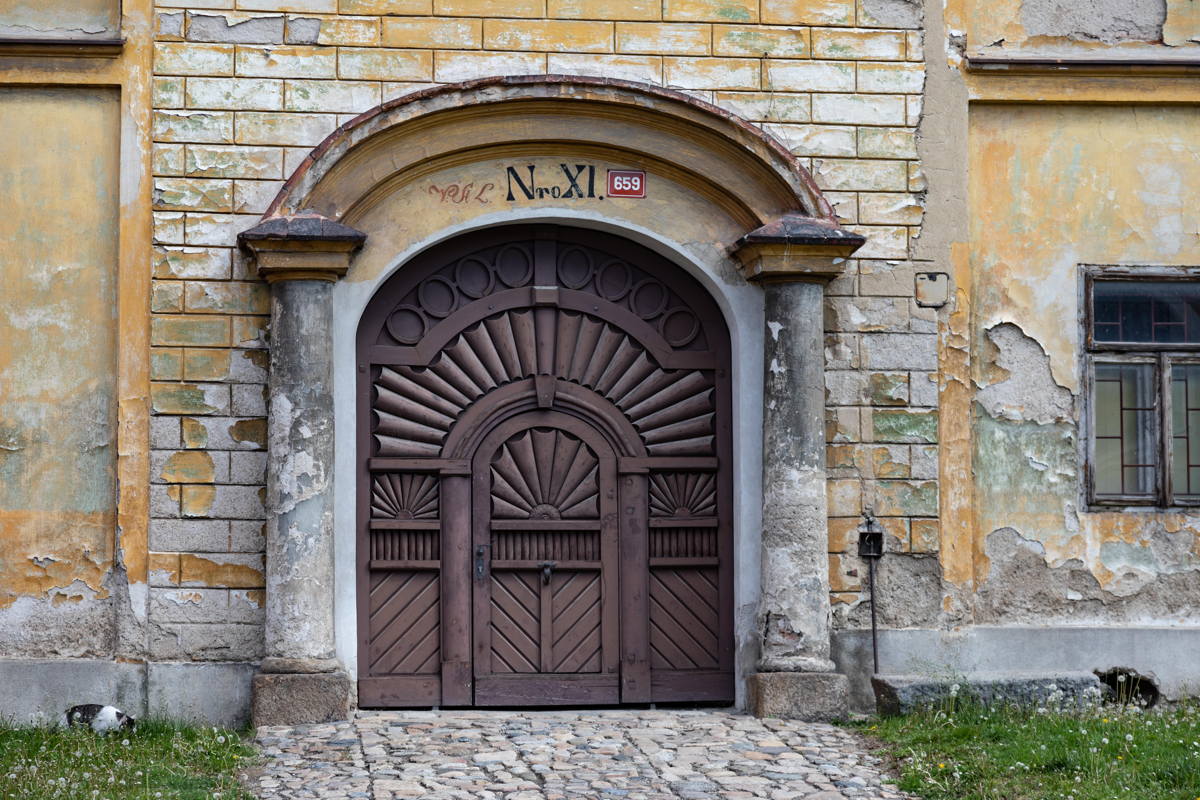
{"left": 149, "top": 0, "right": 930, "bottom": 658}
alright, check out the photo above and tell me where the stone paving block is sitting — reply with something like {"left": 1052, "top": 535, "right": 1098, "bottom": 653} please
{"left": 250, "top": 710, "right": 915, "bottom": 799}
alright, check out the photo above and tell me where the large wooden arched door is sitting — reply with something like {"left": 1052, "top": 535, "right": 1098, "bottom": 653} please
{"left": 356, "top": 225, "right": 733, "bottom": 707}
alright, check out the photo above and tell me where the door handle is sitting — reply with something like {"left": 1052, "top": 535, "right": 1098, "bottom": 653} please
{"left": 538, "top": 561, "right": 556, "bottom": 585}
{"left": 475, "top": 544, "right": 489, "bottom": 580}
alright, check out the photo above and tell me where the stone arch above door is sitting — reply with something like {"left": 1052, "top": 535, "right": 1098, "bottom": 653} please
{"left": 268, "top": 75, "right": 835, "bottom": 226}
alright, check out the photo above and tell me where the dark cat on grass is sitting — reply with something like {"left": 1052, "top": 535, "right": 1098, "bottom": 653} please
{"left": 64, "top": 704, "right": 137, "bottom": 733}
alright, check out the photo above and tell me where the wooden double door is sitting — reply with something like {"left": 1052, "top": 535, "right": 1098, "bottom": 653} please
{"left": 356, "top": 226, "right": 733, "bottom": 707}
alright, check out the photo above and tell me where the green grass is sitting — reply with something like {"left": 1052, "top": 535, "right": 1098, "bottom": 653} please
{"left": 0, "top": 719, "right": 256, "bottom": 800}
{"left": 858, "top": 697, "right": 1200, "bottom": 800}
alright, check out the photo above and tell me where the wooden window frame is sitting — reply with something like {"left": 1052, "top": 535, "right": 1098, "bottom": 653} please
{"left": 1083, "top": 265, "right": 1200, "bottom": 508}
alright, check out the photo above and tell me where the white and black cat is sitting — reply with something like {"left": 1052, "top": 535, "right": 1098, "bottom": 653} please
{"left": 64, "top": 704, "right": 137, "bottom": 733}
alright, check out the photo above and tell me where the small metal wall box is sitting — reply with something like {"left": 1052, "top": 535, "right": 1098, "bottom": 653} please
{"left": 858, "top": 514, "right": 884, "bottom": 559}
{"left": 915, "top": 271, "right": 950, "bottom": 308}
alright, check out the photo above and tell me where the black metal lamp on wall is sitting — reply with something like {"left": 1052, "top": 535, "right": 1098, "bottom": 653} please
{"left": 858, "top": 511, "right": 884, "bottom": 675}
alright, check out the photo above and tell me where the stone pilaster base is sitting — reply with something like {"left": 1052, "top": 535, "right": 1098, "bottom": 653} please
{"left": 251, "top": 671, "right": 353, "bottom": 726}
{"left": 747, "top": 672, "right": 849, "bottom": 721}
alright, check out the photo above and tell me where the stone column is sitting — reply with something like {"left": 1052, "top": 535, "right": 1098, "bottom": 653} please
{"left": 733, "top": 215, "right": 865, "bottom": 721}
{"left": 239, "top": 215, "right": 367, "bottom": 726}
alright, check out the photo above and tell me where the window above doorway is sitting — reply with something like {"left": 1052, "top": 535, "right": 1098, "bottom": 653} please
{"left": 1085, "top": 267, "right": 1200, "bottom": 507}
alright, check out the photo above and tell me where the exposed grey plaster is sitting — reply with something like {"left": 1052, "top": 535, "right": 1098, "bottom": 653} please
{"left": 186, "top": 13, "right": 284, "bottom": 44}
{"left": 1020, "top": 0, "right": 1167, "bottom": 44}
{"left": 977, "top": 323, "right": 1074, "bottom": 424}
{"left": 862, "top": 0, "right": 923, "bottom": 29}
{"left": 976, "top": 527, "right": 1200, "bottom": 624}
{"left": 0, "top": 591, "right": 113, "bottom": 658}
{"left": 285, "top": 16, "right": 322, "bottom": 45}
{"left": 157, "top": 12, "right": 184, "bottom": 39}
{"left": 838, "top": 554, "right": 942, "bottom": 629}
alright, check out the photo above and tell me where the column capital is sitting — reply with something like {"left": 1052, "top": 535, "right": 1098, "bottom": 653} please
{"left": 732, "top": 214, "right": 865, "bottom": 284}
{"left": 239, "top": 214, "right": 367, "bottom": 284}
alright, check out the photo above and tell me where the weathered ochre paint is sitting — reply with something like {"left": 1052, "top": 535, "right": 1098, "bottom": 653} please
{"left": 957, "top": 103, "right": 1200, "bottom": 614}
{"left": 0, "top": 88, "right": 120, "bottom": 621}
{"left": 972, "top": 104, "right": 1200, "bottom": 393}
{"left": 0, "top": 0, "right": 119, "bottom": 38}
{"left": 114, "top": 0, "right": 155, "bottom": 653}
{"left": 967, "top": 0, "right": 1190, "bottom": 53}
{"left": 938, "top": 241, "right": 975, "bottom": 597}
{"left": 0, "top": 0, "right": 155, "bottom": 659}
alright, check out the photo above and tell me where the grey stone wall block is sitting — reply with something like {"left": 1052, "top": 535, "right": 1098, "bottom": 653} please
{"left": 232, "top": 383, "right": 268, "bottom": 416}
{"left": 824, "top": 333, "right": 860, "bottom": 370}
{"left": 231, "top": 450, "right": 268, "bottom": 484}
{"left": 909, "top": 371, "right": 939, "bottom": 407}
{"left": 230, "top": 520, "right": 266, "bottom": 552}
{"left": 826, "top": 296, "right": 911, "bottom": 333}
{"left": 151, "top": 416, "right": 182, "bottom": 448}
{"left": 148, "top": 662, "right": 256, "bottom": 727}
{"left": 151, "top": 587, "right": 236, "bottom": 624}
{"left": 150, "top": 518, "right": 231, "bottom": 552}
{"left": 252, "top": 672, "right": 352, "bottom": 726}
{"left": 825, "top": 370, "right": 868, "bottom": 405}
{"left": 151, "top": 485, "right": 182, "bottom": 519}
{"left": 149, "top": 621, "right": 264, "bottom": 662}
{"left": 911, "top": 445, "right": 938, "bottom": 480}
{"left": 747, "top": 672, "right": 849, "bottom": 721}
{"left": 858, "top": 260, "right": 915, "bottom": 297}
{"left": 183, "top": 416, "right": 266, "bottom": 450}
{"left": 862, "top": 333, "right": 937, "bottom": 371}
{"left": 285, "top": 16, "right": 322, "bottom": 44}
{"left": 205, "top": 484, "right": 268, "bottom": 520}
{"left": 229, "top": 348, "right": 269, "bottom": 382}
{"left": 157, "top": 12, "right": 184, "bottom": 39}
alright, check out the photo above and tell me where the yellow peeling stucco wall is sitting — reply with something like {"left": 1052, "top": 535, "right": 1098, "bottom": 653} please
{"left": 953, "top": 103, "right": 1200, "bottom": 625}
{"left": 966, "top": 0, "right": 1200, "bottom": 52}
{"left": 0, "top": 87, "right": 121, "bottom": 655}
{"left": 149, "top": 0, "right": 933, "bottom": 640}
{"left": 0, "top": 0, "right": 120, "bottom": 39}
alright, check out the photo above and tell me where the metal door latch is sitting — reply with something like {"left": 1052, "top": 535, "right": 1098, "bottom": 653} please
{"left": 538, "top": 561, "right": 557, "bottom": 585}
{"left": 475, "top": 544, "right": 489, "bottom": 579}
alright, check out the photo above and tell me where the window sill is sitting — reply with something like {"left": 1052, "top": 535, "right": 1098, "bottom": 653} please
{"left": 0, "top": 37, "right": 124, "bottom": 58}
{"left": 1087, "top": 503, "right": 1200, "bottom": 513}
{"left": 965, "top": 52, "right": 1200, "bottom": 76}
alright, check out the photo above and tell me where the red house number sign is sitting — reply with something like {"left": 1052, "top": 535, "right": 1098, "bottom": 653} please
{"left": 607, "top": 169, "right": 646, "bottom": 198}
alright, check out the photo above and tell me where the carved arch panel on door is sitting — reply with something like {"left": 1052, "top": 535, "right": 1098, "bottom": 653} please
{"left": 356, "top": 225, "right": 734, "bottom": 707}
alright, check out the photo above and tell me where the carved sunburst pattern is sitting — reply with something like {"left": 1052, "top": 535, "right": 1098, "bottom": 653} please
{"left": 648, "top": 472, "right": 717, "bottom": 517}
{"left": 371, "top": 473, "right": 439, "bottom": 519}
{"left": 372, "top": 309, "right": 715, "bottom": 458}
{"left": 491, "top": 428, "right": 599, "bottom": 520}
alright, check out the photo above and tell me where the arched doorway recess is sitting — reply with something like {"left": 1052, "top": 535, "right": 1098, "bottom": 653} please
{"left": 356, "top": 225, "right": 734, "bottom": 706}
{"left": 238, "top": 76, "right": 865, "bottom": 724}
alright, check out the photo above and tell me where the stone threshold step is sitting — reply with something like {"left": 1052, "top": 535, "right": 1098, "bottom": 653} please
{"left": 871, "top": 671, "right": 1104, "bottom": 715}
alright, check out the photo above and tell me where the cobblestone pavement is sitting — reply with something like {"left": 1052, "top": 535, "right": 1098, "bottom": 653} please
{"left": 249, "top": 709, "right": 914, "bottom": 800}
